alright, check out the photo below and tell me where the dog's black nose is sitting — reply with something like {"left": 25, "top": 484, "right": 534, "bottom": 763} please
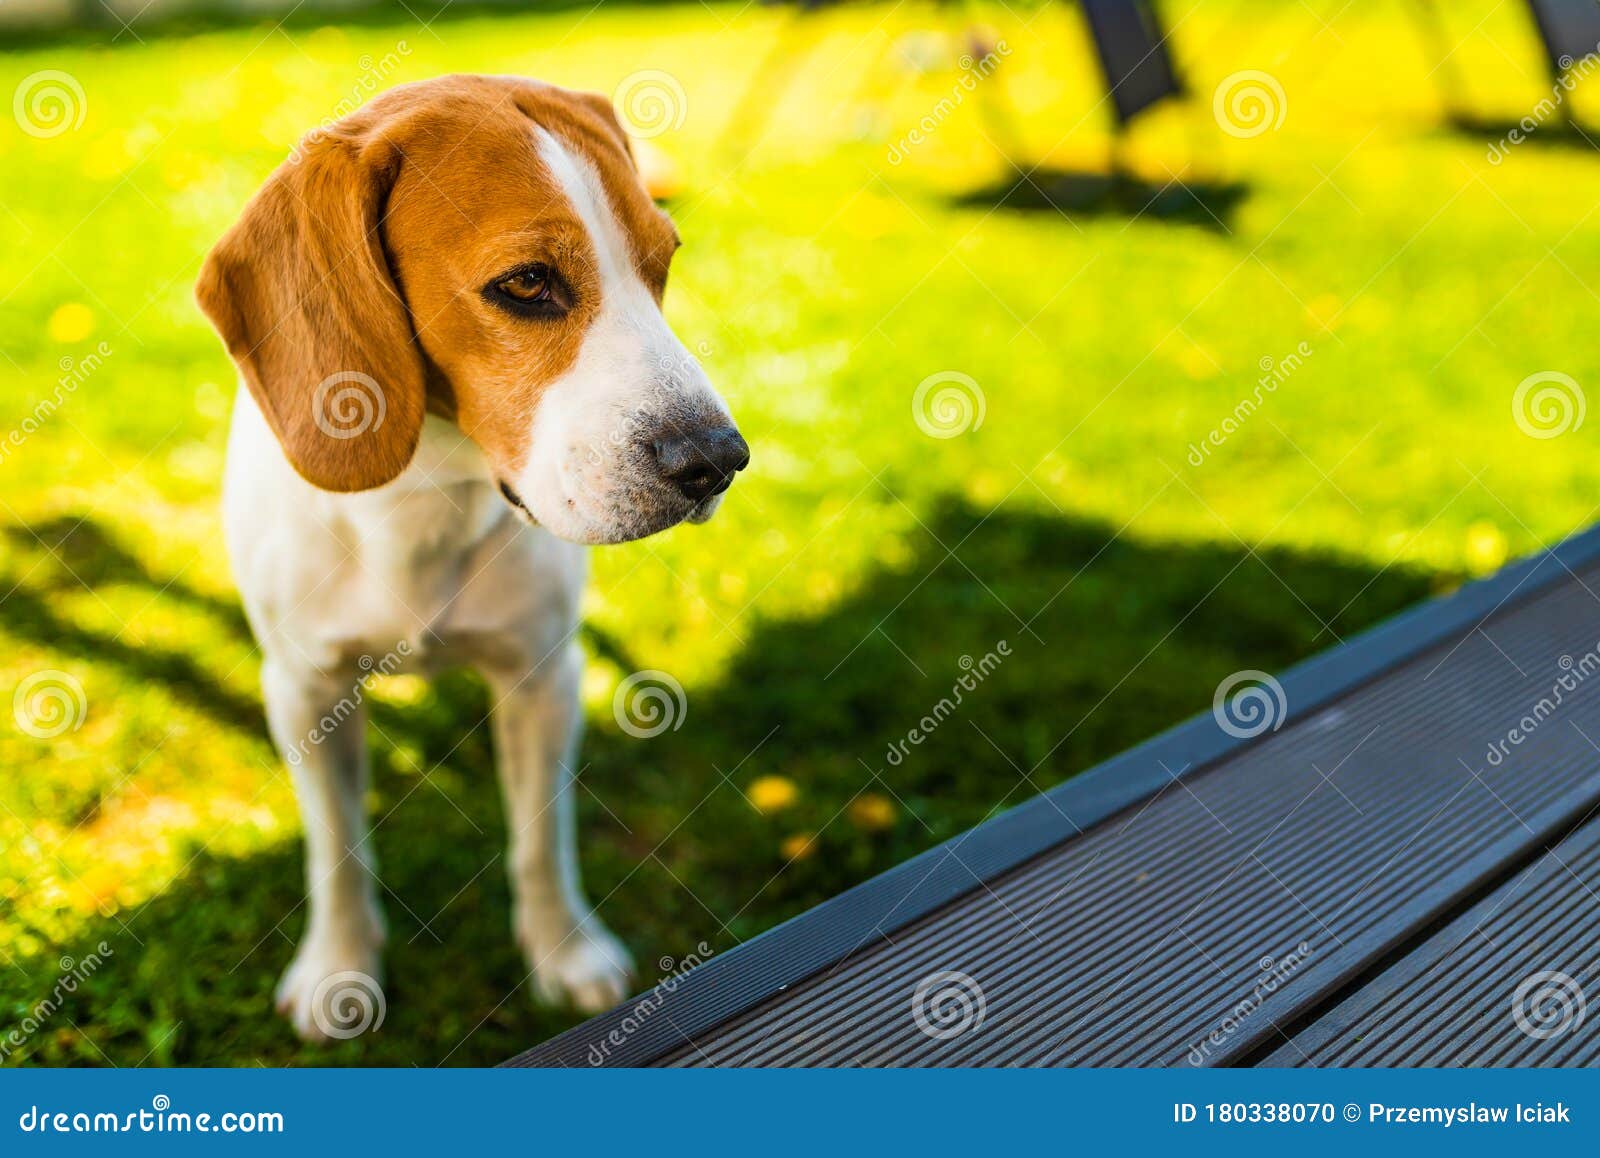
{"left": 652, "top": 427, "right": 750, "bottom": 502}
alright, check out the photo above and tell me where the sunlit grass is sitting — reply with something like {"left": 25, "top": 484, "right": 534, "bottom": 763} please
{"left": 3, "top": 0, "right": 1600, "bottom": 1064}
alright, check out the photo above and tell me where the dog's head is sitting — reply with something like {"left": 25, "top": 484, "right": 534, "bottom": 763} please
{"left": 196, "top": 74, "right": 746, "bottom": 544}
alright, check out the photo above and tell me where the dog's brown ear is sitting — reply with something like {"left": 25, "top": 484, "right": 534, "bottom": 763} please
{"left": 567, "top": 90, "right": 636, "bottom": 161}
{"left": 196, "top": 126, "right": 425, "bottom": 492}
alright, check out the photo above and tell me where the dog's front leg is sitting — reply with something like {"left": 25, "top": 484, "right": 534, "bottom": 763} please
{"left": 261, "top": 654, "right": 386, "bottom": 1041}
{"left": 484, "top": 644, "right": 632, "bottom": 1013}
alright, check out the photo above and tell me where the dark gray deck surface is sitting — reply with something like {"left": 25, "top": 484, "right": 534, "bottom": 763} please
{"left": 509, "top": 536, "right": 1600, "bottom": 1068}
{"left": 1267, "top": 814, "right": 1600, "bottom": 1067}
{"left": 656, "top": 566, "right": 1600, "bottom": 1066}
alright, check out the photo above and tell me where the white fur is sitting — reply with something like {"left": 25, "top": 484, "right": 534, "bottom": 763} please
{"left": 219, "top": 125, "right": 740, "bottom": 1039}
{"left": 226, "top": 394, "right": 632, "bottom": 1040}
{"left": 511, "top": 129, "right": 732, "bottom": 545}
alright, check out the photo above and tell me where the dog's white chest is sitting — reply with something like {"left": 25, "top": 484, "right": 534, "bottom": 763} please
{"left": 223, "top": 393, "right": 585, "bottom": 677}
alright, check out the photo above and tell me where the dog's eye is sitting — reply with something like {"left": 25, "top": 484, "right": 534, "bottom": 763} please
{"left": 484, "top": 264, "right": 570, "bottom": 318}
{"left": 497, "top": 270, "right": 551, "bottom": 302}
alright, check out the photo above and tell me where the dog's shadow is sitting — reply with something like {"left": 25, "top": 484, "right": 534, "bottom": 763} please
{"left": 1, "top": 499, "right": 1447, "bottom": 1065}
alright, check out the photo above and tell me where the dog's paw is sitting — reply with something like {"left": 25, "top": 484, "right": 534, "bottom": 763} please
{"left": 275, "top": 941, "right": 386, "bottom": 1043}
{"left": 526, "top": 918, "right": 633, "bottom": 1013}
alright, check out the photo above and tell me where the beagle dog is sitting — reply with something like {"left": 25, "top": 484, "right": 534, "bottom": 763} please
{"left": 196, "top": 75, "right": 747, "bottom": 1040}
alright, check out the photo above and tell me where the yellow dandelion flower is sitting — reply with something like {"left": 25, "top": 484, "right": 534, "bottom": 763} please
{"left": 47, "top": 303, "right": 95, "bottom": 344}
{"left": 1464, "top": 521, "right": 1507, "bottom": 576}
{"left": 848, "top": 793, "right": 896, "bottom": 832}
{"left": 746, "top": 775, "right": 798, "bottom": 814}
{"left": 780, "top": 832, "right": 816, "bottom": 861}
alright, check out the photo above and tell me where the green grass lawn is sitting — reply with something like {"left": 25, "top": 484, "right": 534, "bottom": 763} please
{"left": 4, "top": 0, "right": 1600, "bottom": 1066}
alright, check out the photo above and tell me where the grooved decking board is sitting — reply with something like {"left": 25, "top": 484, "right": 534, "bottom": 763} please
{"left": 1268, "top": 815, "right": 1600, "bottom": 1067}
{"left": 654, "top": 568, "right": 1600, "bottom": 1066}
{"left": 507, "top": 531, "right": 1600, "bottom": 1069}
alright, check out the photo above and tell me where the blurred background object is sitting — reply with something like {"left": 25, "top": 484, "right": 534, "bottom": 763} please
{"left": 4, "top": 0, "right": 1600, "bottom": 1066}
